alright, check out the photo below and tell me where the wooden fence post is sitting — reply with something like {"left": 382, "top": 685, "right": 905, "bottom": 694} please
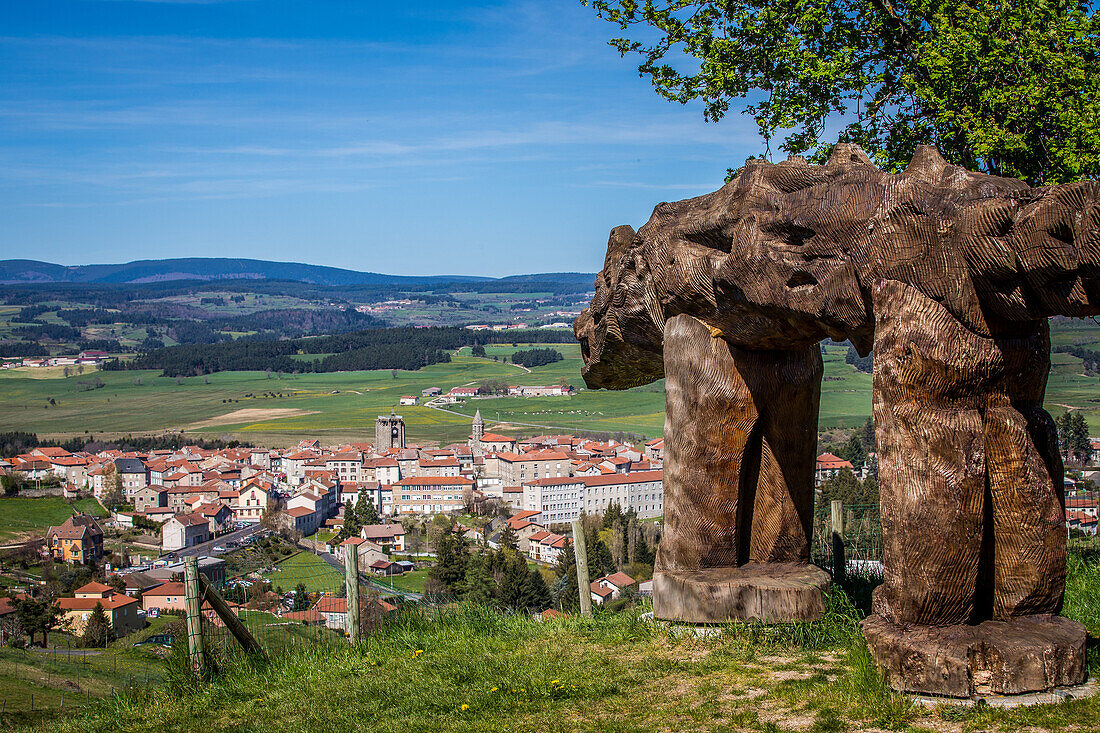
{"left": 571, "top": 518, "right": 592, "bottom": 616}
{"left": 198, "top": 574, "right": 264, "bottom": 657}
{"left": 830, "top": 499, "right": 845, "bottom": 583}
{"left": 344, "top": 544, "right": 361, "bottom": 643}
{"left": 183, "top": 556, "right": 205, "bottom": 679}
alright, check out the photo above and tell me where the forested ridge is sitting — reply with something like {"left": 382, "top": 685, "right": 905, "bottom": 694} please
{"left": 110, "top": 327, "right": 576, "bottom": 376}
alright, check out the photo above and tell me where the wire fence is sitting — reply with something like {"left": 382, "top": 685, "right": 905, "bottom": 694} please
{"left": 180, "top": 545, "right": 417, "bottom": 680}
{"left": 0, "top": 531, "right": 423, "bottom": 725}
{"left": 810, "top": 500, "right": 883, "bottom": 578}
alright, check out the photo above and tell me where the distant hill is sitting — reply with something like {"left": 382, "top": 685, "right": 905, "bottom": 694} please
{"left": 0, "top": 258, "right": 595, "bottom": 288}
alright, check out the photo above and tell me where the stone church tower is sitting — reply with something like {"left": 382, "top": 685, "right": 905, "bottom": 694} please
{"left": 470, "top": 409, "right": 484, "bottom": 448}
{"left": 375, "top": 410, "right": 406, "bottom": 451}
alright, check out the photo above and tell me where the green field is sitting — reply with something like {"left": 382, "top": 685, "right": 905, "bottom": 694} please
{"left": 0, "top": 644, "right": 163, "bottom": 722}
{"left": 3, "top": 323, "right": 1100, "bottom": 446}
{"left": 262, "top": 552, "right": 344, "bottom": 594}
{"left": 0, "top": 497, "right": 108, "bottom": 542}
{"left": 383, "top": 568, "right": 429, "bottom": 594}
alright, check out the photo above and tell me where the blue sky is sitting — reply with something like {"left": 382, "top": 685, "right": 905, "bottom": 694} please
{"left": 0, "top": 0, "right": 762, "bottom": 277}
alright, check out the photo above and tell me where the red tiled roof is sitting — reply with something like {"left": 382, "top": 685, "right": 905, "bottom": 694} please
{"left": 361, "top": 524, "right": 405, "bottom": 539}
{"left": 524, "top": 477, "right": 583, "bottom": 487}
{"left": 581, "top": 470, "right": 663, "bottom": 487}
{"left": 142, "top": 582, "right": 185, "bottom": 597}
{"left": 171, "top": 512, "right": 209, "bottom": 527}
{"left": 59, "top": 594, "right": 139, "bottom": 611}
{"left": 590, "top": 582, "right": 613, "bottom": 598}
{"left": 604, "top": 572, "right": 635, "bottom": 589}
{"left": 281, "top": 609, "right": 324, "bottom": 623}
{"left": 313, "top": 597, "right": 348, "bottom": 614}
{"left": 392, "top": 476, "right": 474, "bottom": 486}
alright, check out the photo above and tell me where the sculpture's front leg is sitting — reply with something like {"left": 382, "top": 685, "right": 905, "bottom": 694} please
{"left": 653, "top": 314, "right": 828, "bottom": 622}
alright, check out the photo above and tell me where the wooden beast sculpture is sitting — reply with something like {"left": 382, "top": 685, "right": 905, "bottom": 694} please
{"left": 575, "top": 144, "right": 1095, "bottom": 696}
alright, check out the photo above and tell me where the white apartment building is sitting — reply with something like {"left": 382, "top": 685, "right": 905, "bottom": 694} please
{"left": 522, "top": 477, "right": 586, "bottom": 525}
{"left": 387, "top": 476, "right": 475, "bottom": 515}
{"left": 582, "top": 470, "right": 663, "bottom": 519}
{"left": 522, "top": 471, "right": 664, "bottom": 523}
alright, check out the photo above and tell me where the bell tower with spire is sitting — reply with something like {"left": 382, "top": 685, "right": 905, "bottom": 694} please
{"left": 470, "top": 409, "right": 484, "bottom": 449}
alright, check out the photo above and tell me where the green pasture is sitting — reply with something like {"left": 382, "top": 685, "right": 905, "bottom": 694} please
{"left": 0, "top": 644, "right": 163, "bottom": 721}
{"left": 262, "top": 552, "right": 344, "bottom": 595}
{"left": 382, "top": 568, "right": 430, "bottom": 594}
{"left": 3, "top": 322, "right": 1100, "bottom": 445}
{"left": 0, "top": 497, "right": 108, "bottom": 542}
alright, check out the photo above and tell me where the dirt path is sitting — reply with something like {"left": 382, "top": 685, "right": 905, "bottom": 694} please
{"left": 187, "top": 408, "right": 319, "bottom": 429}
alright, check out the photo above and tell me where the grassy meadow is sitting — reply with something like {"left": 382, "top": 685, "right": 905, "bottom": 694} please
{"left": 14, "top": 542, "right": 1100, "bottom": 733}
{"left": 4, "top": 321, "right": 1100, "bottom": 446}
{"left": 0, "top": 496, "right": 107, "bottom": 542}
{"left": 261, "top": 551, "right": 344, "bottom": 595}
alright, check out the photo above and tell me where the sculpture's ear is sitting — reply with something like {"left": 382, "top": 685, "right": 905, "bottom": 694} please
{"left": 904, "top": 146, "right": 949, "bottom": 184}
{"left": 604, "top": 225, "right": 637, "bottom": 275}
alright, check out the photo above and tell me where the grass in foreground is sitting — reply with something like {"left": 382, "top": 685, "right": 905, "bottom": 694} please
{"left": 13, "top": 578, "right": 1100, "bottom": 733}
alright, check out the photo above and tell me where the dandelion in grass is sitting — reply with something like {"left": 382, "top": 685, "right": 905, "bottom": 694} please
{"left": 460, "top": 704, "right": 469, "bottom": 710}
{"left": 490, "top": 687, "right": 497, "bottom": 692}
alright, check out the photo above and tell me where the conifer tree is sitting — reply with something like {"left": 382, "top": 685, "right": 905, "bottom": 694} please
{"left": 81, "top": 602, "right": 113, "bottom": 648}
{"left": 553, "top": 543, "right": 580, "bottom": 613}
{"left": 522, "top": 569, "right": 552, "bottom": 612}
{"left": 462, "top": 554, "right": 496, "bottom": 605}
{"left": 356, "top": 494, "right": 380, "bottom": 526}
{"left": 497, "top": 523, "right": 519, "bottom": 553}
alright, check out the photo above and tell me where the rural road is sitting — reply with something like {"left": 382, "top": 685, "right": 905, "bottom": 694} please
{"left": 165, "top": 523, "right": 263, "bottom": 560}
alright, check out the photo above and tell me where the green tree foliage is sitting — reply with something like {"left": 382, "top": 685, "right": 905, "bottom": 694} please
{"left": 429, "top": 525, "right": 469, "bottom": 597}
{"left": 602, "top": 502, "right": 624, "bottom": 531}
{"left": 293, "top": 582, "right": 311, "bottom": 611}
{"left": 12, "top": 596, "right": 62, "bottom": 647}
{"left": 337, "top": 501, "right": 362, "bottom": 543}
{"left": 840, "top": 434, "right": 866, "bottom": 470}
{"left": 118, "top": 327, "right": 574, "bottom": 377}
{"left": 587, "top": 0, "right": 1100, "bottom": 184}
{"left": 859, "top": 417, "right": 876, "bottom": 454}
{"left": 356, "top": 495, "right": 380, "bottom": 527}
{"left": 510, "top": 348, "right": 563, "bottom": 368}
{"left": 553, "top": 543, "right": 581, "bottom": 613}
{"left": 497, "top": 550, "right": 531, "bottom": 610}
{"left": 586, "top": 525, "right": 616, "bottom": 577}
{"left": 462, "top": 554, "right": 497, "bottom": 605}
{"left": 80, "top": 602, "right": 114, "bottom": 648}
{"left": 497, "top": 524, "right": 519, "bottom": 553}
{"left": 522, "top": 569, "right": 552, "bottom": 612}
{"left": 818, "top": 467, "right": 878, "bottom": 505}
{"left": 470, "top": 344, "right": 487, "bottom": 358}
{"left": 1057, "top": 411, "right": 1092, "bottom": 464}
{"left": 845, "top": 346, "right": 873, "bottom": 374}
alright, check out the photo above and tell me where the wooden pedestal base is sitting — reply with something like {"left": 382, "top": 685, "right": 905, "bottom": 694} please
{"left": 862, "top": 614, "right": 1087, "bottom": 698}
{"left": 652, "top": 563, "right": 829, "bottom": 623}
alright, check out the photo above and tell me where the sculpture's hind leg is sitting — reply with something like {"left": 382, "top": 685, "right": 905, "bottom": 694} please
{"left": 985, "top": 325, "right": 1066, "bottom": 619}
{"left": 863, "top": 281, "right": 1085, "bottom": 696}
